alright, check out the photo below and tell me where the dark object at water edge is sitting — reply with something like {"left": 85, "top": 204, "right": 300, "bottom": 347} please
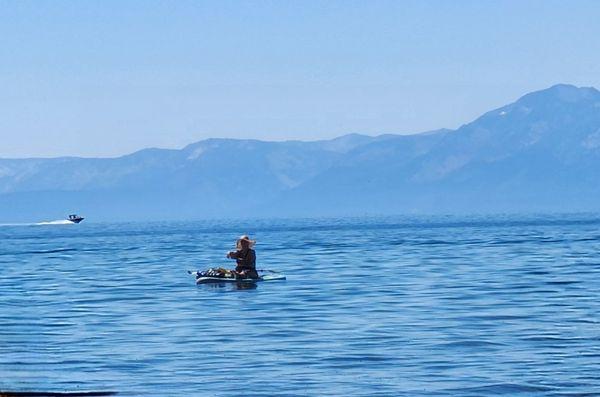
{"left": 0, "top": 391, "right": 115, "bottom": 397}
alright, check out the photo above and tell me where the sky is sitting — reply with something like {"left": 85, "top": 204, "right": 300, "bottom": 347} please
{"left": 1, "top": 0, "right": 599, "bottom": 158}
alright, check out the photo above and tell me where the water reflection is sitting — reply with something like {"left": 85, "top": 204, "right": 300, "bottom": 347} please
{"left": 199, "top": 280, "right": 259, "bottom": 291}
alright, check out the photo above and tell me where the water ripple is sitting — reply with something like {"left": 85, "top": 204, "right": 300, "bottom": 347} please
{"left": 1, "top": 215, "right": 600, "bottom": 396}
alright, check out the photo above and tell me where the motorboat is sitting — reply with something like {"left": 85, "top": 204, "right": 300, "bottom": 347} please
{"left": 67, "top": 214, "right": 84, "bottom": 223}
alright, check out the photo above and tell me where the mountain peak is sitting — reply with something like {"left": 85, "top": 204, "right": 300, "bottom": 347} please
{"left": 518, "top": 84, "right": 600, "bottom": 104}
{"left": 318, "top": 133, "right": 376, "bottom": 153}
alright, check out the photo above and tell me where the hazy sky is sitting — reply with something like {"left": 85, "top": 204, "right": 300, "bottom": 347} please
{"left": 1, "top": 0, "right": 599, "bottom": 158}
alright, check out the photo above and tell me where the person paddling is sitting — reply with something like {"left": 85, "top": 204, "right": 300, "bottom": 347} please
{"left": 227, "top": 235, "right": 258, "bottom": 279}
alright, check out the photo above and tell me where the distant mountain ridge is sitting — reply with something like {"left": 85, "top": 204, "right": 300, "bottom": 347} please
{"left": 1, "top": 84, "right": 599, "bottom": 221}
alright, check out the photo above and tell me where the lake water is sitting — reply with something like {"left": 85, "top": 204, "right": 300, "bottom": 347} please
{"left": 1, "top": 215, "right": 599, "bottom": 396}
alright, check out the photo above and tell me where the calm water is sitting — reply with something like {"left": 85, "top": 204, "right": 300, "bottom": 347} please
{"left": 1, "top": 215, "right": 599, "bottom": 396}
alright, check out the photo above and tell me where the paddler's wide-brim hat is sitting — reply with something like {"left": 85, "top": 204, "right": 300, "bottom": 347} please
{"left": 238, "top": 235, "right": 256, "bottom": 247}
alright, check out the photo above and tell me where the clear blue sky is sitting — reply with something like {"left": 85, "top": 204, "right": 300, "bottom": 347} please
{"left": 1, "top": 0, "right": 599, "bottom": 158}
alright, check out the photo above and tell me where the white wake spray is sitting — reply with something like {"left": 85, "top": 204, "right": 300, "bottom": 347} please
{"left": 0, "top": 220, "right": 75, "bottom": 227}
{"left": 35, "top": 220, "right": 75, "bottom": 225}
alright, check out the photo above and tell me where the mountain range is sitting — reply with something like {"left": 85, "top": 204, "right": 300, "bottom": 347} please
{"left": 1, "top": 84, "right": 599, "bottom": 222}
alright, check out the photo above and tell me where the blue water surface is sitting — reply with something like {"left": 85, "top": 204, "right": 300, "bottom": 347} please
{"left": 1, "top": 215, "right": 599, "bottom": 396}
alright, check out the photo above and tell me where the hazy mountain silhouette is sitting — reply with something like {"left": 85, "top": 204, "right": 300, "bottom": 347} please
{"left": 1, "top": 84, "right": 599, "bottom": 221}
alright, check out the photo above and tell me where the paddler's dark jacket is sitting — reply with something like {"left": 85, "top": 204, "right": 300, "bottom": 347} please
{"left": 229, "top": 248, "right": 258, "bottom": 278}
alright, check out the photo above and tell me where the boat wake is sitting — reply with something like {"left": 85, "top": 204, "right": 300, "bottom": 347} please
{"left": 36, "top": 220, "right": 75, "bottom": 225}
{"left": 0, "top": 220, "right": 75, "bottom": 227}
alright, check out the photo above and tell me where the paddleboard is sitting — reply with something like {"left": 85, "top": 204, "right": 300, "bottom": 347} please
{"left": 195, "top": 274, "right": 286, "bottom": 284}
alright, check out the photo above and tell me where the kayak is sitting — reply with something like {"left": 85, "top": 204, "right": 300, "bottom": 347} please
{"left": 195, "top": 274, "right": 286, "bottom": 284}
